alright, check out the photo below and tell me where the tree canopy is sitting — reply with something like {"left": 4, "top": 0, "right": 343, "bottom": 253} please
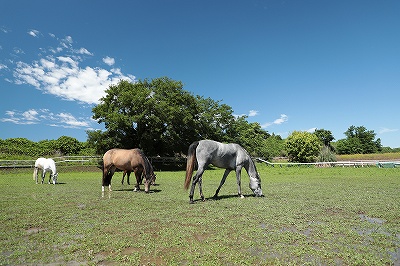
{"left": 88, "top": 77, "right": 273, "bottom": 157}
{"left": 335, "top": 125, "right": 382, "bottom": 154}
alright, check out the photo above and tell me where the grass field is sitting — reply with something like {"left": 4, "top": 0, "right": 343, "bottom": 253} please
{"left": 1, "top": 164, "right": 399, "bottom": 265}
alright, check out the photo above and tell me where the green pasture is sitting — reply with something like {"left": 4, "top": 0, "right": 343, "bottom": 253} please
{"left": 1, "top": 164, "right": 399, "bottom": 265}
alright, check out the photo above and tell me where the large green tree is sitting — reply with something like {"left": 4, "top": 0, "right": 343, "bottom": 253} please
{"left": 336, "top": 125, "right": 382, "bottom": 154}
{"left": 89, "top": 77, "right": 237, "bottom": 156}
{"left": 89, "top": 77, "right": 273, "bottom": 157}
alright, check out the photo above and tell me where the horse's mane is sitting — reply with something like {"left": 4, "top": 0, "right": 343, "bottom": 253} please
{"left": 137, "top": 149, "right": 153, "bottom": 178}
{"left": 240, "top": 146, "right": 259, "bottom": 179}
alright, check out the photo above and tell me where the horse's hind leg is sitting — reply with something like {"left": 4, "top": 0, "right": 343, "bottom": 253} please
{"left": 189, "top": 167, "right": 205, "bottom": 203}
{"left": 213, "top": 169, "right": 231, "bottom": 199}
{"left": 198, "top": 176, "right": 205, "bottom": 202}
{"left": 133, "top": 170, "right": 141, "bottom": 192}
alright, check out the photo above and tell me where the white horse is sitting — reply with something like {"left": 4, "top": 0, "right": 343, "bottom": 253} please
{"left": 33, "top": 158, "right": 58, "bottom": 184}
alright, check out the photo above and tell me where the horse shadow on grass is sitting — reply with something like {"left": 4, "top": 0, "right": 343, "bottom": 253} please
{"left": 113, "top": 187, "right": 162, "bottom": 193}
{"left": 190, "top": 193, "right": 259, "bottom": 203}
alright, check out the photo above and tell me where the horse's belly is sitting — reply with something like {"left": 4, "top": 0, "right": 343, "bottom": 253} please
{"left": 211, "top": 157, "right": 236, "bottom": 170}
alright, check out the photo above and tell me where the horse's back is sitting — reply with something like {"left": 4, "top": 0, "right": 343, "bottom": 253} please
{"left": 103, "top": 148, "right": 142, "bottom": 169}
{"left": 35, "top": 157, "right": 46, "bottom": 168}
{"left": 197, "top": 140, "right": 248, "bottom": 169}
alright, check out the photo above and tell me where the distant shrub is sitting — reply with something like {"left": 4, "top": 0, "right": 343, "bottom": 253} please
{"left": 318, "top": 146, "right": 337, "bottom": 162}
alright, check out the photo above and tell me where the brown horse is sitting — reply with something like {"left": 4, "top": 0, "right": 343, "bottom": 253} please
{"left": 102, "top": 148, "right": 156, "bottom": 192}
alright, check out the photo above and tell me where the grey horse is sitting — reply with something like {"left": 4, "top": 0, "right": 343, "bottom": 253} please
{"left": 184, "top": 140, "right": 263, "bottom": 204}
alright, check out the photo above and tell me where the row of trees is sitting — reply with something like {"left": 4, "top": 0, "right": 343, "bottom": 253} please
{"left": 87, "top": 77, "right": 389, "bottom": 162}
{"left": 87, "top": 77, "right": 276, "bottom": 157}
{"left": 1, "top": 77, "right": 396, "bottom": 162}
{"left": 0, "top": 136, "right": 94, "bottom": 159}
{"left": 284, "top": 127, "right": 385, "bottom": 163}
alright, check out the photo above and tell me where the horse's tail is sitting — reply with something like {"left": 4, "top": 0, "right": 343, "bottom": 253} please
{"left": 184, "top": 141, "right": 199, "bottom": 190}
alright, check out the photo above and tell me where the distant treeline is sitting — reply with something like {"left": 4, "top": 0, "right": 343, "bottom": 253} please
{"left": 0, "top": 136, "right": 95, "bottom": 160}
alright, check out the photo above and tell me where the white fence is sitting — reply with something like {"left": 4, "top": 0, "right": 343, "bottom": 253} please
{"left": 1, "top": 157, "right": 399, "bottom": 169}
{"left": 0, "top": 156, "right": 186, "bottom": 169}
{"left": 256, "top": 158, "right": 400, "bottom": 168}
{"left": 0, "top": 156, "right": 101, "bottom": 169}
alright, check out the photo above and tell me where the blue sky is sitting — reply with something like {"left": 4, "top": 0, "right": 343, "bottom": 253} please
{"left": 1, "top": 0, "right": 399, "bottom": 148}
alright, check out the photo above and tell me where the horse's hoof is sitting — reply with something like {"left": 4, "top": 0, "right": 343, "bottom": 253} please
{"left": 189, "top": 200, "right": 195, "bottom": 204}
{"left": 240, "top": 195, "right": 245, "bottom": 199}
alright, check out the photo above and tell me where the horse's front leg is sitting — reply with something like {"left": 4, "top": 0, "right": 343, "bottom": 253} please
{"left": 213, "top": 169, "right": 231, "bottom": 199}
{"left": 102, "top": 167, "right": 114, "bottom": 192}
{"left": 133, "top": 171, "right": 141, "bottom": 192}
{"left": 235, "top": 167, "right": 244, "bottom": 198}
{"left": 41, "top": 171, "right": 45, "bottom": 184}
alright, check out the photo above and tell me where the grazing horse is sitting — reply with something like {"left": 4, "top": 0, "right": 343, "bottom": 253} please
{"left": 33, "top": 157, "right": 58, "bottom": 185}
{"left": 102, "top": 148, "right": 156, "bottom": 192}
{"left": 184, "top": 140, "right": 263, "bottom": 204}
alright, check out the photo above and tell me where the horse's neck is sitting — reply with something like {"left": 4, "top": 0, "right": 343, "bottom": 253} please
{"left": 46, "top": 161, "right": 56, "bottom": 174}
{"left": 245, "top": 156, "right": 257, "bottom": 177}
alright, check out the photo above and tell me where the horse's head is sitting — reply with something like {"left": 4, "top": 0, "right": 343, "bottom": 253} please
{"left": 150, "top": 173, "right": 157, "bottom": 185}
{"left": 249, "top": 172, "right": 263, "bottom": 197}
{"left": 144, "top": 173, "right": 157, "bottom": 193}
{"left": 52, "top": 173, "right": 58, "bottom": 185}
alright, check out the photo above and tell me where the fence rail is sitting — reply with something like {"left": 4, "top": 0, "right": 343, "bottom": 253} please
{"left": 0, "top": 156, "right": 186, "bottom": 169}
{"left": 0, "top": 156, "right": 101, "bottom": 169}
{"left": 256, "top": 158, "right": 400, "bottom": 168}
{"left": 2, "top": 157, "right": 399, "bottom": 169}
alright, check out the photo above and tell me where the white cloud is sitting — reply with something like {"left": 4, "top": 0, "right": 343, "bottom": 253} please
{"left": 248, "top": 110, "right": 258, "bottom": 117}
{"left": 28, "top": 29, "right": 40, "bottom": 37}
{"left": 306, "top": 127, "right": 317, "bottom": 133}
{"left": 1, "top": 109, "right": 91, "bottom": 128}
{"left": 261, "top": 114, "right": 288, "bottom": 128}
{"left": 22, "top": 109, "right": 39, "bottom": 121}
{"left": 103, "top": 56, "right": 115, "bottom": 66}
{"left": 379, "top": 127, "right": 398, "bottom": 134}
{"left": 13, "top": 47, "right": 24, "bottom": 54}
{"left": 13, "top": 49, "right": 135, "bottom": 104}
{"left": 1, "top": 27, "right": 10, "bottom": 33}
{"left": 233, "top": 110, "right": 259, "bottom": 118}
{"left": 76, "top": 47, "right": 93, "bottom": 55}
{"left": 57, "top": 113, "right": 89, "bottom": 127}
